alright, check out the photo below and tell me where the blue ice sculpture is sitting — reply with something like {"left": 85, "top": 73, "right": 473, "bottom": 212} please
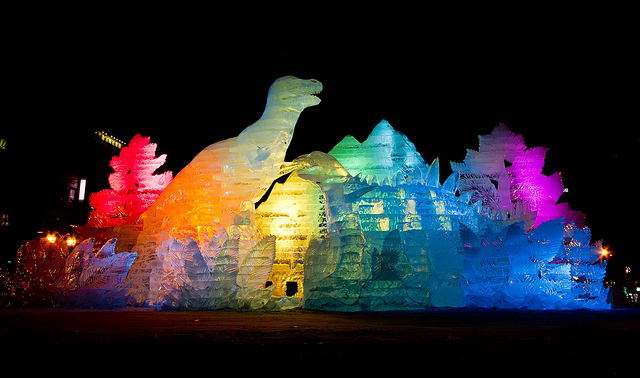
{"left": 297, "top": 121, "right": 482, "bottom": 310}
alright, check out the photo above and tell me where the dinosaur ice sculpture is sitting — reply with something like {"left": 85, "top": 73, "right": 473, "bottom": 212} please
{"left": 125, "top": 76, "right": 322, "bottom": 306}
{"left": 5, "top": 77, "right": 609, "bottom": 311}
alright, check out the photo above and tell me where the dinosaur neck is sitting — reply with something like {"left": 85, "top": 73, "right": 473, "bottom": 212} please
{"left": 238, "top": 98, "right": 304, "bottom": 149}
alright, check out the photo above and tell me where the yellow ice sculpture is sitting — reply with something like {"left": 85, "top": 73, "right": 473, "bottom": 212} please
{"left": 255, "top": 171, "right": 327, "bottom": 297}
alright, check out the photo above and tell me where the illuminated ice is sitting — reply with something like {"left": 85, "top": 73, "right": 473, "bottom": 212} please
{"left": 0, "top": 236, "right": 136, "bottom": 308}
{"left": 125, "top": 76, "right": 322, "bottom": 307}
{"left": 297, "top": 122, "right": 480, "bottom": 310}
{"left": 454, "top": 126, "right": 607, "bottom": 309}
{"left": 86, "top": 134, "right": 173, "bottom": 228}
{"left": 451, "top": 124, "right": 585, "bottom": 230}
{"left": 5, "top": 77, "right": 609, "bottom": 311}
{"left": 328, "top": 119, "right": 429, "bottom": 185}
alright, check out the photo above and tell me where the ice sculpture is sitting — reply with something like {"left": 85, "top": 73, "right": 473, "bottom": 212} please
{"left": 270, "top": 121, "right": 605, "bottom": 311}
{"left": 328, "top": 120, "right": 429, "bottom": 185}
{"left": 5, "top": 77, "right": 609, "bottom": 311}
{"left": 461, "top": 220, "right": 608, "bottom": 309}
{"left": 255, "top": 171, "right": 328, "bottom": 298}
{"left": 451, "top": 124, "right": 584, "bottom": 230}
{"left": 125, "top": 76, "right": 322, "bottom": 306}
{"left": 295, "top": 123, "right": 480, "bottom": 311}
{"left": 65, "top": 238, "right": 138, "bottom": 308}
{"left": 0, "top": 236, "right": 136, "bottom": 308}
{"left": 86, "top": 134, "right": 173, "bottom": 228}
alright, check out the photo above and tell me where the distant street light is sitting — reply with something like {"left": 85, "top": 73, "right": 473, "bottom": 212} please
{"left": 66, "top": 237, "right": 77, "bottom": 247}
{"left": 45, "top": 232, "right": 77, "bottom": 247}
{"left": 46, "top": 234, "right": 56, "bottom": 243}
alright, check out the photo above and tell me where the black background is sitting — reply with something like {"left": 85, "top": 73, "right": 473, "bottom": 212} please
{"left": 3, "top": 8, "right": 637, "bottom": 278}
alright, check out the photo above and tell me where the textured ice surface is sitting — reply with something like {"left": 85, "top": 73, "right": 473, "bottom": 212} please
{"left": 0, "top": 237, "right": 136, "bottom": 308}
{"left": 329, "top": 120, "right": 429, "bottom": 185}
{"left": 451, "top": 124, "right": 585, "bottom": 230}
{"left": 462, "top": 220, "right": 608, "bottom": 309}
{"left": 298, "top": 122, "right": 606, "bottom": 310}
{"left": 298, "top": 123, "right": 479, "bottom": 310}
{"left": 255, "top": 171, "right": 327, "bottom": 298}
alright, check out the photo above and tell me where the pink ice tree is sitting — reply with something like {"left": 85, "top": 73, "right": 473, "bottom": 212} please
{"left": 452, "top": 124, "right": 584, "bottom": 230}
{"left": 86, "top": 134, "right": 173, "bottom": 228}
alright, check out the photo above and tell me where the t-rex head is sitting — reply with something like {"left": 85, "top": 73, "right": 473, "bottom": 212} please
{"left": 266, "top": 75, "right": 323, "bottom": 109}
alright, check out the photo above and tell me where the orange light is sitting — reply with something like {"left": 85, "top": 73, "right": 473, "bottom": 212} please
{"left": 46, "top": 234, "right": 56, "bottom": 243}
{"left": 66, "top": 237, "right": 77, "bottom": 247}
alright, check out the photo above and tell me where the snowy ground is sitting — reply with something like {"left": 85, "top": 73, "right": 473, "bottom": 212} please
{"left": 1, "top": 307, "right": 638, "bottom": 375}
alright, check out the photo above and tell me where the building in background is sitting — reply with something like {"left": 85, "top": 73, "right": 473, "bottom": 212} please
{"left": 0, "top": 130, "right": 126, "bottom": 270}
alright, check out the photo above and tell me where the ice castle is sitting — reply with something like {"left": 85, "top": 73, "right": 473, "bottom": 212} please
{"left": 2, "top": 76, "right": 609, "bottom": 310}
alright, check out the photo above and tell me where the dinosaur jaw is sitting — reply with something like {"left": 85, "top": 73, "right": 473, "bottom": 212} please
{"left": 298, "top": 80, "right": 323, "bottom": 107}
{"left": 301, "top": 92, "right": 321, "bottom": 107}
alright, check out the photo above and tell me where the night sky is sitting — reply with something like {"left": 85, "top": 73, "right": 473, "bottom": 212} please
{"left": 5, "top": 13, "right": 637, "bottom": 274}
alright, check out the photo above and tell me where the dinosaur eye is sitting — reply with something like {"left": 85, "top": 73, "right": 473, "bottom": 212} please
{"left": 310, "top": 79, "right": 317, "bottom": 83}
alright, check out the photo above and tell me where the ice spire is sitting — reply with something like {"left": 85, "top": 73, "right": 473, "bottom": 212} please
{"left": 329, "top": 120, "right": 428, "bottom": 185}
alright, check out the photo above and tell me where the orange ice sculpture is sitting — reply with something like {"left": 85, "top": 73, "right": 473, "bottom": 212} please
{"left": 86, "top": 134, "right": 173, "bottom": 228}
{"left": 126, "top": 76, "right": 323, "bottom": 305}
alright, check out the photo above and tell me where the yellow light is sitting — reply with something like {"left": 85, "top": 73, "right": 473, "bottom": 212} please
{"left": 46, "top": 234, "right": 56, "bottom": 243}
{"left": 601, "top": 249, "right": 609, "bottom": 257}
{"left": 66, "top": 237, "right": 77, "bottom": 247}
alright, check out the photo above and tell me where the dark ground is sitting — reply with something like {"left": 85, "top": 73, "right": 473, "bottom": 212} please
{"left": 1, "top": 307, "right": 638, "bottom": 375}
